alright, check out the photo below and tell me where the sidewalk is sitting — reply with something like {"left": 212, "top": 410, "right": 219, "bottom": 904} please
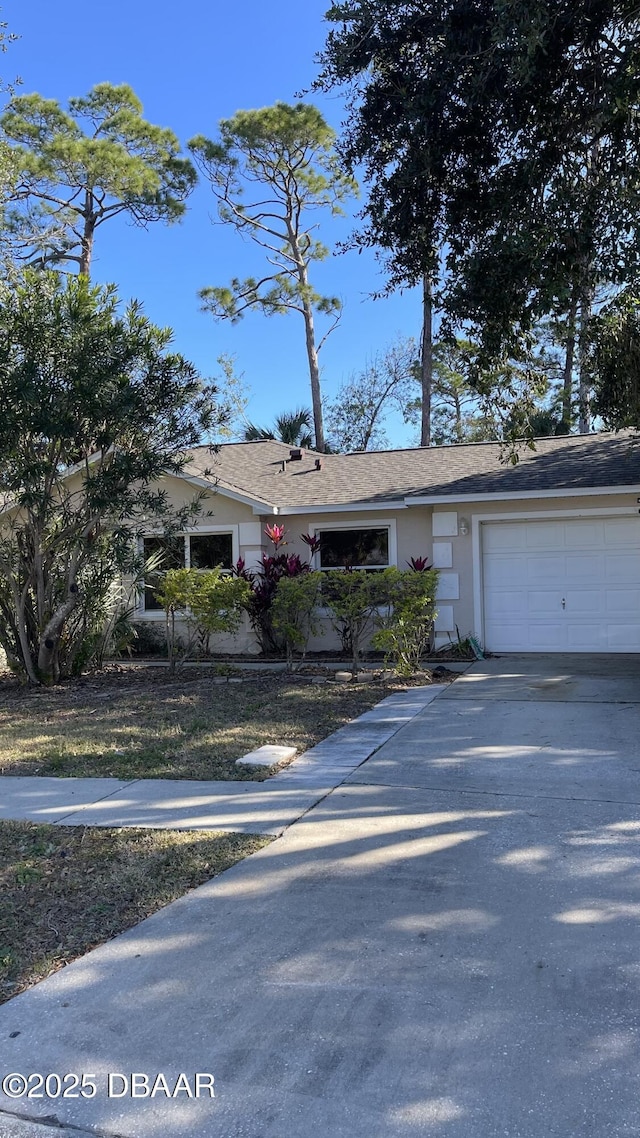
{"left": 0, "top": 686, "right": 445, "bottom": 836}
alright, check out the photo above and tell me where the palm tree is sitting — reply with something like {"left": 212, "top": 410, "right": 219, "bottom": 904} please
{"left": 243, "top": 408, "right": 314, "bottom": 449}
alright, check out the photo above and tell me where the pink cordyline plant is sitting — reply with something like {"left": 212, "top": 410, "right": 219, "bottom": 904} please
{"left": 265, "top": 522, "right": 286, "bottom": 550}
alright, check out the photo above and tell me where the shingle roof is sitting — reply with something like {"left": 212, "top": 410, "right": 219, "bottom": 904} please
{"left": 183, "top": 431, "right": 640, "bottom": 511}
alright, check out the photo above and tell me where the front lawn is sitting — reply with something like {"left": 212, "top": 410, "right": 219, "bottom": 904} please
{"left": 0, "top": 820, "right": 269, "bottom": 1004}
{"left": 0, "top": 668, "right": 404, "bottom": 781}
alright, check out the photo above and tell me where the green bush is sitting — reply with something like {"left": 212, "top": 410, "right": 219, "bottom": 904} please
{"left": 372, "top": 568, "right": 439, "bottom": 676}
{"left": 272, "top": 572, "right": 324, "bottom": 670}
{"left": 157, "top": 569, "right": 251, "bottom": 670}
{"left": 321, "top": 569, "right": 389, "bottom": 676}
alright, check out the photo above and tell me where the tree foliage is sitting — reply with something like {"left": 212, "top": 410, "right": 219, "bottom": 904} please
{"left": 591, "top": 293, "right": 640, "bottom": 428}
{"left": 233, "top": 524, "right": 316, "bottom": 655}
{"left": 372, "top": 566, "right": 438, "bottom": 676}
{"left": 0, "top": 271, "right": 219, "bottom": 684}
{"left": 326, "top": 336, "right": 418, "bottom": 451}
{"left": 1, "top": 83, "right": 196, "bottom": 274}
{"left": 244, "top": 407, "right": 313, "bottom": 448}
{"left": 272, "top": 571, "right": 324, "bottom": 670}
{"left": 316, "top": 1, "right": 640, "bottom": 435}
{"left": 189, "top": 102, "right": 357, "bottom": 452}
{"left": 157, "top": 568, "right": 251, "bottom": 671}
{"left": 321, "top": 569, "right": 385, "bottom": 676}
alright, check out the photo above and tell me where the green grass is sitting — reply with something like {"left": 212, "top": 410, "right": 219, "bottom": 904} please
{"left": 0, "top": 668, "right": 401, "bottom": 780}
{"left": 0, "top": 820, "right": 269, "bottom": 1004}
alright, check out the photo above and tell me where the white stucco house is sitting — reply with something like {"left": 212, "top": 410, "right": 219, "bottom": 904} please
{"left": 135, "top": 430, "right": 640, "bottom": 655}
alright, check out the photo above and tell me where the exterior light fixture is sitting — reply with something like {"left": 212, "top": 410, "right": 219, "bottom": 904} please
{"left": 459, "top": 517, "right": 470, "bottom": 536}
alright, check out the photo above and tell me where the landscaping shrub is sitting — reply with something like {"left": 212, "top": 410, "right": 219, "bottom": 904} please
{"left": 272, "top": 571, "right": 324, "bottom": 670}
{"left": 157, "top": 568, "right": 251, "bottom": 670}
{"left": 234, "top": 525, "right": 320, "bottom": 655}
{"left": 321, "top": 568, "right": 387, "bottom": 676}
{"left": 372, "top": 567, "right": 439, "bottom": 676}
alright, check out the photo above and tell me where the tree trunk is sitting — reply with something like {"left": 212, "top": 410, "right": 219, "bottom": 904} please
{"left": 79, "top": 194, "right": 95, "bottom": 276}
{"left": 302, "top": 298, "right": 326, "bottom": 453}
{"left": 37, "top": 586, "right": 80, "bottom": 681}
{"left": 453, "top": 389, "right": 463, "bottom": 442}
{"left": 578, "top": 285, "right": 594, "bottom": 434}
{"left": 420, "top": 274, "right": 433, "bottom": 446}
{"left": 561, "top": 295, "right": 578, "bottom": 431}
{"left": 14, "top": 589, "right": 39, "bottom": 685}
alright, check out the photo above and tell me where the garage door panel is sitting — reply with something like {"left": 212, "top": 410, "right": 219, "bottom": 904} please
{"left": 566, "top": 624, "right": 608, "bottom": 649}
{"left": 605, "top": 518, "right": 640, "bottom": 545}
{"left": 484, "top": 590, "right": 528, "bottom": 618}
{"left": 482, "top": 556, "right": 528, "bottom": 588}
{"left": 608, "top": 624, "right": 640, "bottom": 649}
{"left": 482, "top": 516, "right": 640, "bottom": 653}
{"left": 605, "top": 552, "right": 640, "bottom": 581}
{"left": 565, "top": 552, "right": 604, "bottom": 581}
{"left": 605, "top": 589, "right": 640, "bottom": 615}
{"left": 565, "top": 589, "right": 604, "bottom": 616}
{"left": 528, "top": 623, "right": 566, "bottom": 649}
{"left": 526, "top": 555, "right": 566, "bottom": 583}
{"left": 525, "top": 523, "right": 569, "bottom": 550}
{"left": 526, "top": 591, "right": 563, "bottom": 616}
{"left": 483, "top": 524, "right": 527, "bottom": 553}
{"left": 564, "top": 521, "right": 603, "bottom": 548}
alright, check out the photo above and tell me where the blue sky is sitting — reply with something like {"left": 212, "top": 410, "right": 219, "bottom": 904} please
{"left": 4, "top": 0, "right": 421, "bottom": 444}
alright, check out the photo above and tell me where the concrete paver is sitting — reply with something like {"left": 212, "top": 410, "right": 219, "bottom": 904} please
{"left": 1, "top": 656, "right": 640, "bottom": 1137}
{"left": 0, "top": 777, "right": 136, "bottom": 824}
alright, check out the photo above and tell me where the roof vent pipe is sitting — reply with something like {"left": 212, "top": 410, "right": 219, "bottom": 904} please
{"left": 315, "top": 458, "right": 323, "bottom": 471}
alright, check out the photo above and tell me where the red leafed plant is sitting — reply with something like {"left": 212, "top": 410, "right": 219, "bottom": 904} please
{"left": 407, "top": 555, "right": 432, "bottom": 571}
{"left": 233, "top": 525, "right": 313, "bottom": 653}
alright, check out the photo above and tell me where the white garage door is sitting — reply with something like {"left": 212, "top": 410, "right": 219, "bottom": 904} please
{"left": 482, "top": 516, "right": 640, "bottom": 652}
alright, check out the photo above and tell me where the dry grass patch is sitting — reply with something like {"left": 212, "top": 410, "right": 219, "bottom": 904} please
{"left": 0, "top": 669, "right": 400, "bottom": 780}
{"left": 0, "top": 820, "right": 269, "bottom": 1004}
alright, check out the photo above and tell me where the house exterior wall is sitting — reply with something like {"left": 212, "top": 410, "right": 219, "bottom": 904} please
{"left": 133, "top": 477, "right": 267, "bottom": 655}
{"left": 275, "top": 506, "right": 434, "bottom": 655}
{"left": 132, "top": 478, "right": 640, "bottom": 658}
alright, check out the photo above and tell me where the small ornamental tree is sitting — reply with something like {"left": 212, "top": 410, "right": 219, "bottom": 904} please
{"left": 272, "top": 571, "right": 324, "bottom": 671}
{"left": 157, "top": 568, "right": 251, "bottom": 671}
{"left": 321, "top": 568, "right": 387, "bottom": 676}
{"left": 372, "top": 566, "right": 439, "bottom": 676}
{"left": 0, "top": 270, "right": 220, "bottom": 684}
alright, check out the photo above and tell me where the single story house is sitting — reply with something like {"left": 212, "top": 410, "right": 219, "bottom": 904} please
{"left": 136, "top": 430, "right": 640, "bottom": 655}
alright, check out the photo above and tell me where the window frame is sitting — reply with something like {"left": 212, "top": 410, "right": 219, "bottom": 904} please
{"left": 309, "top": 518, "right": 398, "bottom": 572}
{"left": 137, "top": 525, "right": 239, "bottom": 618}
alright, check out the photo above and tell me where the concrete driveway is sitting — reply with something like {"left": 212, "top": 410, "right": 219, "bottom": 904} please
{"left": 2, "top": 655, "right": 640, "bottom": 1138}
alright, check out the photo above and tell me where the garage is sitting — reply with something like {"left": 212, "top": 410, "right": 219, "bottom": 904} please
{"left": 482, "top": 515, "right": 640, "bottom": 652}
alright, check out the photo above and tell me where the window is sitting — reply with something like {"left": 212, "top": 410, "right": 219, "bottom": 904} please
{"left": 317, "top": 527, "right": 390, "bottom": 570}
{"left": 188, "top": 532, "right": 233, "bottom": 571}
{"left": 142, "top": 536, "right": 185, "bottom": 611}
{"left": 141, "top": 529, "right": 236, "bottom": 612}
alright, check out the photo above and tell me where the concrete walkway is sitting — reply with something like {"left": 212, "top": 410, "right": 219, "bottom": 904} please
{"left": 0, "top": 686, "right": 445, "bottom": 835}
{"left": 2, "top": 655, "right": 640, "bottom": 1137}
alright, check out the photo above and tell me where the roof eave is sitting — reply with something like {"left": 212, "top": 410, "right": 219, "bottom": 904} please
{"left": 407, "top": 484, "right": 640, "bottom": 505}
{"left": 272, "top": 499, "right": 408, "bottom": 516}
